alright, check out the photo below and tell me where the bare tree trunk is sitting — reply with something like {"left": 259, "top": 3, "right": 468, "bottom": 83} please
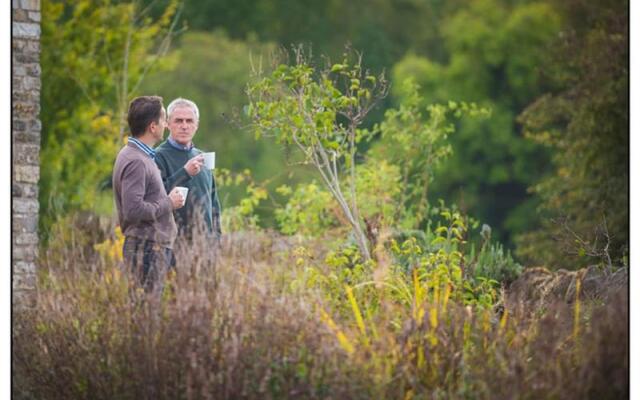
{"left": 118, "top": 17, "right": 133, "bottom": 144}
{"left": 295, "top": 98, "right": 372, "bottom": 261}
{"left": 347, "top": 124, "right": 371, "bottom": 261}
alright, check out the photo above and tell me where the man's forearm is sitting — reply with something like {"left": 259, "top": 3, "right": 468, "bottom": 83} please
{"left": 164, "top": 167, "right": 192, "bottom": 191}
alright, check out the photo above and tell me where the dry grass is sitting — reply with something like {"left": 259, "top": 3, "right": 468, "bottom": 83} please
{"left": 13, "top": 224, "right": 628, "bottom": 399}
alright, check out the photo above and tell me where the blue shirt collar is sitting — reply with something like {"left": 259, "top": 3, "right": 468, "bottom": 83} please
{"left": 128, "top": 137, "right": 156, "bottom": 159}
{"left": 168, "top": 137, "right": 194, "bottom": 151}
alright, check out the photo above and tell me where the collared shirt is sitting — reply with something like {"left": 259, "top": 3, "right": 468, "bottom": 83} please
{"left": 128, "top": 136, "right": 156, "bottom": 159}
{"left": 167, "top": 137, "right": 194, "bottom": 152}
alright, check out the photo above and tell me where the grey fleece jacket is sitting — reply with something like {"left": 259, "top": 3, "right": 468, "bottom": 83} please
{"left": 112, "top": 142, "right": 177, "bottom": 248}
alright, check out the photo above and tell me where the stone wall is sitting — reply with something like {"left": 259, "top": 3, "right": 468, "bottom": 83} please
{"left": 12, "top": 0, "right": 41, "bottom": 307}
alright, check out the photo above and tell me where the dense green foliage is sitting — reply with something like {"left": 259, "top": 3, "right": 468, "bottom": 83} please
{"left": 367, "top": 80, "right": 490, "bottom": 230}
{"left": 514, "top": 0, "right": 629, "bottom": 268}
{"left": 391, "top": 0, "right": 562, "bottom": 244}
{"left": 169, "top": 0, "right": 461, "bottom": 73}
{"left": 39, "top": 0, "right": 181, "bottom": 239}
{"left": 38, "top": 0, "right": 628, "bottom": 269}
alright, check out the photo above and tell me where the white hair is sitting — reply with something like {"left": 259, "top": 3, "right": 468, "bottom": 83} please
{"left": 167, "top": 98, "right": 200, "bottom": 121}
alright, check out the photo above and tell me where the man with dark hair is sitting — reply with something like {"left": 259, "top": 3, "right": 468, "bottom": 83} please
{"left": 112, "top": 95, "right": 186, "bottom": 293}
{"left": 155, "top": 97, "right": 222, "bottom": 241}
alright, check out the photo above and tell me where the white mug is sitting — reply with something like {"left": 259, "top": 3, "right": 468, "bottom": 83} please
{"left": 175, "top": 186, "right": 189, "bottom": 201}
{"left": 202, "top": 152, "right": 215, "bottom": 170}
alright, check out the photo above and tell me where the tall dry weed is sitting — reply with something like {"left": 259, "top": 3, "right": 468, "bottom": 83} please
{"left": 13, "top": 223, "right": 628, "bottom": 399}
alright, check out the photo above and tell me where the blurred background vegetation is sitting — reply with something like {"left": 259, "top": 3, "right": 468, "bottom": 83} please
{"left": 38, "top": 0, "right": 628, "bottom": 269}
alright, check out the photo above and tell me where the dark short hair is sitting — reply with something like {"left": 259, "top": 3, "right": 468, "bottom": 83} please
{"left": 127, "top": 96, "right": 164, "bottom": 137}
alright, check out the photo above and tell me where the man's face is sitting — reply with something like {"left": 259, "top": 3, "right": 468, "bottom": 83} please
{"left": 168, "top": 106, "right": 199, "bottom": 146}
{"left": 149, "top": 108, "right": 167, "bottom": 143}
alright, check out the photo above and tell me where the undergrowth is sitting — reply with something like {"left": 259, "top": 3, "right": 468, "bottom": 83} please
{"left": 13, "top": 221, "right": 628, "bottom": 399}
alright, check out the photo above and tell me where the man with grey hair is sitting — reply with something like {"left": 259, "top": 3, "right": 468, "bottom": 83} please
{"left": 155, "top": 97, "right": 222, "bottom": 241}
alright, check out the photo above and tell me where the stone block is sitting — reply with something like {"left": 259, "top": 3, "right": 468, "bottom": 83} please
{"left": 12, "top": 77, "right": 23, "bottom": 91}
{"left": 13, "top": 22, "right": 40, "bottom": 39}
{"left": 12, "top": 91, "right": 40, "bottom": 105}
{"left": 12, "top": 198, "right": 39, "bottom": 214}
{"left": 28, "top": 118, "right": 42, "bottom": 131}
{"left": 11, "top": 38, "right": 38, "bottom": 53}
{"left": 11, "top": 39, "right": 24, "bottom": 51}
{"left": 23, "top": 76, "right": 40, "bottom": 91}
{"left": 13, "top": 272, "right": 37, "bottom": 290}
{"left": 14, "top": 50, "right": 39, "bottom": 64}
{"left": 14, "top": 232, "right": 38, "bottom": 246}
{"left": 25, "top": 40, "right": 40, "bottom": 53}
{"left": 26, "top": 63, "right": 41, "bottom": 77}
{"left": 12, "top": 119, "right": 26, "bottom": 132}
{"left": 13, "top": 93, "right": 40, "bottom": 104}
{"left": 13, "top": 214, "right": 39, "bottom": 233}
{"left": 13, "top": 64, "right": 26, "bottom": 77}
{"left": 20, "top": 0, "right": 40, "bottom": 11}
{"left": 12, "top": 101, "right": 39, "bottom": 118}
{"left": 12, "top": 0, "right": 20, "bottom": 8}
{"left": 28, "top": 11, "right": 41, "bottom": 22}
{"left": 13, "top": 143, "right": 40, "bottom": 165}
{"left": 14, "top": 165, "right": 40, "bottom": 183}
{"left": 12, "top": 8, "right": 28, "bottom": 22}
{"left": 13, "top": 291, "right": 36, "bottom": 311}
{"left": 13, "top": 245, "right": 38, "bottom": 262}
{"left": 13, "top": 129, "right": 41, "bottom": 143}
{"left": 12, "top": 92, "right": 29, "bottom": 103}
{"left": 13, "top": 287, "right": 36, "bottom": 307}
{"left": 12, "top": 182, "right": 38, "bottom": 198}
{"left": 12, "top": 38, "right": 40, "bottom": 54}
{"left": 13, "top": 261, "right": 36, "bottom": 275}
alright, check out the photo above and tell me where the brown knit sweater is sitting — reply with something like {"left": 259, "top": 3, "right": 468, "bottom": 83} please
{"left": 112, "top": 142, "right": 177, "bottom": 248}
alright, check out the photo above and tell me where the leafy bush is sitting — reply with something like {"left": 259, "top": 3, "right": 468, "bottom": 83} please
{"left": 275, "top": 182, "right": 338, "bottom": 236}
{"left": 367, "top": 79, "right": 490, "bottom": 230}
{"left": 214, "top": 168, "right": 270, "bottom": 232}
{"left": 246, "top": 47, "right": 389, "bottom": 261}
{"left": 470, "top": 241, "right": 523, "bottom": 286}
{"left": 353, "top": 159, "right": 402, "bottom": 228}
{"left": 274, "top": 160, "right": 401, "bottom": 238}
